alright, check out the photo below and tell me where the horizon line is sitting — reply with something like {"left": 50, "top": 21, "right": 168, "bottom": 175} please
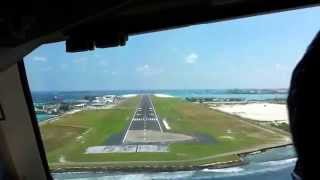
{"left": 30, "top": 88, "right": 288, "bottom": 93}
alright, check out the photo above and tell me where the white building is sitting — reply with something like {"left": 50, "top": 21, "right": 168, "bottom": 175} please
{"left": 91, "top": 95, "right": 117, "bottom": 106}
{"left": 103, "top": 95, "right": 116, "bottom": 104}
{"left": 74, "top": 103, "right": 86, "bottom": 109}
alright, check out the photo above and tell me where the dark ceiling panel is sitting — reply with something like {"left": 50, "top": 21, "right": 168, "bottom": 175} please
{"left": 0, "top": 0, "right": 319, "bottom": 47}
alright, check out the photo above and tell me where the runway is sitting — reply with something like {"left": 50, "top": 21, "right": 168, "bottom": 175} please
{"left": 87, "top": 95, "right": 193, "bottom": 153}
{"left": 122, "top": 95, "right": 163, "bottom": 144}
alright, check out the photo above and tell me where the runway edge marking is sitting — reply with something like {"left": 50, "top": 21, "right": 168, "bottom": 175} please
{"left": 122, "top": 96, "right": 142, "bottom": 143}
{"left": 148, "top": 95, "right": 163, "bottom": 132}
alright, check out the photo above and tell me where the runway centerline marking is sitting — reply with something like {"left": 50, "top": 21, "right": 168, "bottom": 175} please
{"left": 122, "top": 94, "right": 163, "bottom": 144}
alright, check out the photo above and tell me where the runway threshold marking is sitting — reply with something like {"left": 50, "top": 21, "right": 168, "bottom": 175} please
{"left": 122, "top": 96, "right": 141, "bottom": 143}
{"left": 122, "top": 95, "right": 163, "bottom": 144}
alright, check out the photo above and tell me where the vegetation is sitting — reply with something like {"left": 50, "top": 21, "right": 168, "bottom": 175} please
{"left": 40, "top": 96, "right": 289, "bottom": 169}
{"left": 270, "top": 122, "right": 290, "bottom": 132}
{"left": 41, "top": 97, "right": 139, "bottom": 163}
{"left": 153, "top": 97, "right": 287, "bottom": 159}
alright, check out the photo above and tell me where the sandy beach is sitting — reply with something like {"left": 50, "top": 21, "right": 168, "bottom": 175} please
{"left": 121, "top": 94, "right": 138, "bottom": 98}
{"left": 210, "top": 103, "right": 289, "bottom": 123}
{"left": 154, "top": 94, "right": 175, "bottom": 98}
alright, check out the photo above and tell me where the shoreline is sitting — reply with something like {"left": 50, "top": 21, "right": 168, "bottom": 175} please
{"left": 37, "top": 96, "right": 293, "bottom": 173}
{"left": 38, "top": 115, "right": 61, "bottom": 125}
{"left": 50, "top": 143, "right": 293, "bottom": 173}
{"left": 51, "top": 159, "right": 246, "bottom": 173}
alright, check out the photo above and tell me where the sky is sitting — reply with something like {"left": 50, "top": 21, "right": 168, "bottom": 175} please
{"left": 25, "top": 7, "right": 320, "bottom": 91}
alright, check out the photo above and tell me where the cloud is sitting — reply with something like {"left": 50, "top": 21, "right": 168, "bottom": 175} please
{"left": 32, "top": 56, "right": 47, "bottom": 62}
{"left": 111, "top": 71, "right": 117, "bottom": 75}
{"left": 136, "top": 64, "right": 150, "bottom": 72}
{"left": 185, "top": 53, "right": 198, "bottom": 64}
{"left": 136, "top": 64, "right": 164, "bottom": 76}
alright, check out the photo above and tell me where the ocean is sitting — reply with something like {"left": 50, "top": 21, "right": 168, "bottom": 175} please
{"left": 32, "top": 89, "right": 287, "bottom": 103}
{"left": 36, "top": 114, "right": 57, "bottom": 122}
{"left": 34, "top": 89, "right": 287, "bottom": 121}
{"left": 52, "top": 145, "right": 296, "bottom": 180}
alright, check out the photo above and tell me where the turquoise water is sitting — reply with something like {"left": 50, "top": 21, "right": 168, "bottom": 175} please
{"left": 31, "top": 89, "right": 287, "bottom": 104}
{"left": 36, "top": 114, "right": 56, "bottom": 122}
{"left": 33, "top": 89, "right": 287, "bottom": 122}
{"left": 52, "top": 146, "right": 296, "bottom": 180}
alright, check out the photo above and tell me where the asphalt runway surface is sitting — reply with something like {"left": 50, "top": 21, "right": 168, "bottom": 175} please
{"left": 103, "top": 94, "right": 194, "bottom": 150}
{"left": 122, "top": 95, "right": 163, "bottom": 143}
{"left": 128, "top": 95, "right": 163, "bottom": 131}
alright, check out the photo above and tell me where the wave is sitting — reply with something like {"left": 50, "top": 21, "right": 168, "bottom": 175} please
{"left": 149, "top": 171, "right": 195, "bottom": 179}
{"left": 202, "top": 167, "right": 244, "bottom": 173}
{"left": 258, "top": 158, "right": 297, "bottom": 166}
{"left": 52, "top": 158, "right": 296, "bottom": 179}
{"left": 53, "top": 158, "right": 295, "bottom": 180}
{"left": 204, "top": 158, "right": 296, "bottom": 179}
{"left": 53, "top": 171, "right": 196, "bottom": 180}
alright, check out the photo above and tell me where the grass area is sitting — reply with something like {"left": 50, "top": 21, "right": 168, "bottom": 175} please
{"left": 152, "top": 97, "right": 288, "bottom": 160}
{"left": 40, "top": 96, "right": 289, "bottom": 169}
{"left": 50, "top": 154, "right": 240, "bottom": 170}
{"left": 40, "top": 97, "right": 140, "bottom": 163}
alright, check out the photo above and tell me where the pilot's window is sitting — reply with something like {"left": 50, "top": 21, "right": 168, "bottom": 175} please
{"left": 23, "top": 7, "right": 319, "bottom": 179}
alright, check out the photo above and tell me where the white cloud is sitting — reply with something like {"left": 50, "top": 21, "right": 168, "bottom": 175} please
{"left": 111, "top": 71, "right": 117, "bottom": 75}
{"left": 32, "top": 56, "right": 47, "bottom": 62}
{"left": 136, "top": 64, "right": 164, "bottom": 76}
{"left": 136, "top": 64, "right": 150, "bottom": 72}
{"left": 185, "top": 53, "right": 198, "bottom": 64}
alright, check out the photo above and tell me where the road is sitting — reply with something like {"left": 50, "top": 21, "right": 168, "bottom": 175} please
{"left": 122, "top": 95, "right": 163, "bottom": 143}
